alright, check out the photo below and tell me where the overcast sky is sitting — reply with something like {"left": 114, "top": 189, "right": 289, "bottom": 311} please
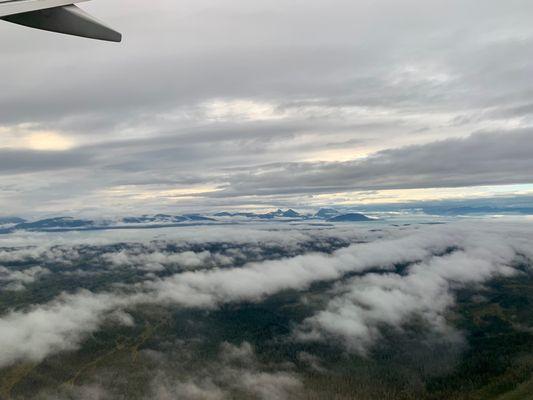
{"left": 1, "top": 0, "right": 532, "bottom": 216}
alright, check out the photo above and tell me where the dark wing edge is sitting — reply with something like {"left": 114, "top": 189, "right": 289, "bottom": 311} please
{"left": 1, "top": 3, "right": 121, "bottom": 42}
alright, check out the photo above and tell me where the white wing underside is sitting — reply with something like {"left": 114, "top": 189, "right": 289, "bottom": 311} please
{"left": 0, "top": 0, "right": 121, "bottom": 42}
{"left": 0, "top": 0, "right": 86, "bottom": 17}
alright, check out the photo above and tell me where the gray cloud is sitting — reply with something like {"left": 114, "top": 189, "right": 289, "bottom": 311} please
{"left": 1, "top": 0, "right": 533, "bottom": 212}
{"left": 2, "top": 127, "right": 532, "bottom": 215}
{"left": 0, "top": 149, "right": 91, "bottom": 174}
{"left": 208, "top": 129, "right": 533, "bottom": 198}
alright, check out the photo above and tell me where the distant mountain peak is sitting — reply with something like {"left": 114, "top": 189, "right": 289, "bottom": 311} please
{"left": 328, "top": 213, "right": 373, "bottom": 222}
{"left": 315, "top": 208, "right": 340, "bottom": 219}
{"left": 282, "top": 209, "right": 300, "bottom": 218}
{"left": 15, "top": 217, "right": 95, "bottom": 230}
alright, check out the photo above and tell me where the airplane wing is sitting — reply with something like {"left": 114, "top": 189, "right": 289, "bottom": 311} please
{"left": 0, "top": 0, "right": 121, "bottom": 42}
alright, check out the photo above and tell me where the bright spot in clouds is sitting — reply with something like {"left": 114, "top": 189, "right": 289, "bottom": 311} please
{"left": 0, "top": 127, "right": 74, "bottom": 151}
{"left": 25, "top": 131, "right": 74, "bottom": 151}
{"left": 204, "top": 99, "right": 284, "bottom": 122}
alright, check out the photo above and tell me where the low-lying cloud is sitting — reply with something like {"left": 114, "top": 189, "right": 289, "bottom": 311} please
{"left": 0, "top": 265, "right": 50, "bottom": 291}
{"left": 0, "top": 291, "right": 128, "bottom": 367}
{"left": 147, "top": 342, "right": 302, "bottom": 400}
{"left": 0, "top": 221, "right": 531, "bottom": 368}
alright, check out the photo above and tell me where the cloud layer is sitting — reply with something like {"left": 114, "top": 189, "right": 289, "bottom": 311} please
{"left": 0, "top": 220, "right": 531, "bottom": 367}
{"left": 1, "top": 0, "right": 533, "bottom": 213}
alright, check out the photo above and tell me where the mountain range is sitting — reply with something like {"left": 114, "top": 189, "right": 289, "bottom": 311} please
{"left": 0, "top": 209, "right": 375, "bottom": 233}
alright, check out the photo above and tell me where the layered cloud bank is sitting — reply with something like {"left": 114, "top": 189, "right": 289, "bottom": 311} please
{"left": 207, "top": 130, "right": 533, "bottom": 198}
{"left": 2, "top": 0, "right": 533, "bottom": 212}
{"left": 0, "top": 221, "right": 531, "bottom": 368}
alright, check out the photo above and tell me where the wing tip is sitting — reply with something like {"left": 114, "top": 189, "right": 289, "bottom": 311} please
{"left": 108, "top": 30, "right": 122, "bottom": 43}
